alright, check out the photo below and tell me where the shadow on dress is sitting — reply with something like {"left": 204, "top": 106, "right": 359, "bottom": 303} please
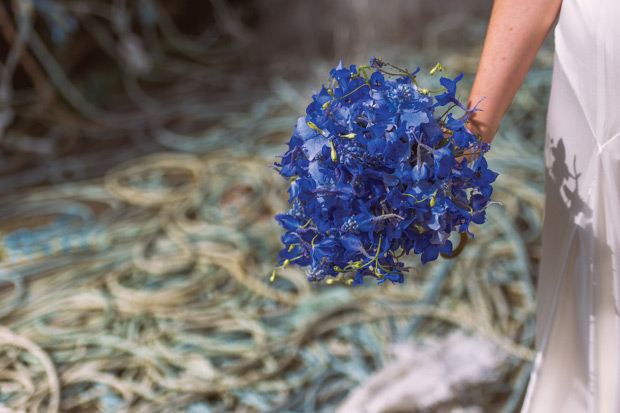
{"left": 522, "top": 136, "right": 616, "bottom": 412}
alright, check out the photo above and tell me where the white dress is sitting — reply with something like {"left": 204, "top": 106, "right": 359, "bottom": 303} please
{"left": 521, "top": 0, "right": 620, "bottom": 412}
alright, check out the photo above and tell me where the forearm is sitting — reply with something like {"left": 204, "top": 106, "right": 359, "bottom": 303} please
{"left": 467, "top": 0, "right": 563, "bottom": 142}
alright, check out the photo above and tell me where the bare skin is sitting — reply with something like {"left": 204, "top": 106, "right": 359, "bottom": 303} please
{"left": 467, "top": 0, "right": 564, "bottom": 143}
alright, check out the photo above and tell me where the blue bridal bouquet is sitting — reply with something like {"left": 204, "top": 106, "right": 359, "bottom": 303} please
{"left": 272, "top": 58, "right": 497, "bottom": 286}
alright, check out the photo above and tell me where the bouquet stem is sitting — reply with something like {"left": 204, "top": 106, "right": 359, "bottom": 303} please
{"left": 440, "top": 232, "right": 469, "bottom": 259}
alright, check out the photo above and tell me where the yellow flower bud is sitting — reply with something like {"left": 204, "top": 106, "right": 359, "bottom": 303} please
{"left": 329, "top": 139, "right": 338, "bottom": 162}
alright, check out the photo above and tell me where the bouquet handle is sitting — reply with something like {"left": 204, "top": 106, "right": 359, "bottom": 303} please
{"left": 440, "top": 232, "right": 468, "bottom": 259}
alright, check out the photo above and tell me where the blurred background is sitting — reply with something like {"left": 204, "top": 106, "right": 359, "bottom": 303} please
{"left": 0, "top": 1, "right": 553, "bottom": 412}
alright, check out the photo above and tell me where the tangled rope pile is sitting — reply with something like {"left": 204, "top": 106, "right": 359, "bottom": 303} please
{"left": 0, "top": 1, "right": 553, "bottom": 411}
{"left": 0, "top": 97, "right": 548, "bottom": 412}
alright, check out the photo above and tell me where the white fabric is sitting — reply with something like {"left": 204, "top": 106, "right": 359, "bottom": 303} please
{"left": 521, "top": 0, "right": 620, "bottom": 412}
{"left": 336, "top": 331, "right": 504, "bottom": 413}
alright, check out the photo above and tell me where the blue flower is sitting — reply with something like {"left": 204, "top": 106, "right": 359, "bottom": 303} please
{"left": 370, "top": 57, "right": 385, "bottom": 68}
{"left": 273, "top": 60, "right": 497, "bottom": 285}
{"left": 434, "top": 73, "right": 464, "bottom": 108}
{"left": 471, "top": 157, "right": 499, "bottom": 198}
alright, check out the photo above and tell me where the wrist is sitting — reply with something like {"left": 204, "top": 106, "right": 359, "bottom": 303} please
{"left": 465, "top": 101, "right": 498, "bottom": 144}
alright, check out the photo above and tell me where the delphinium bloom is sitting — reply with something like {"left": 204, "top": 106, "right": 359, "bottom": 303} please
{"left": 272, "top": 58, "right": 497, "bottom": 286}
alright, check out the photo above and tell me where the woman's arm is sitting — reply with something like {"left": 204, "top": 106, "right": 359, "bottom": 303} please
{"left": 467, "top": 0, "right": 563, "bottom": 143}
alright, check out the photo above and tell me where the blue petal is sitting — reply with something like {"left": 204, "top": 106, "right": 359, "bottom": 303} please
{"left": 295, "top": 117, "right": 315, "bottom": 140}
{"left": 302, "top": 136, "right": 327, "bottom": 161}
{"left": 400, "top": 110, "right": 428, "bottom": 128}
